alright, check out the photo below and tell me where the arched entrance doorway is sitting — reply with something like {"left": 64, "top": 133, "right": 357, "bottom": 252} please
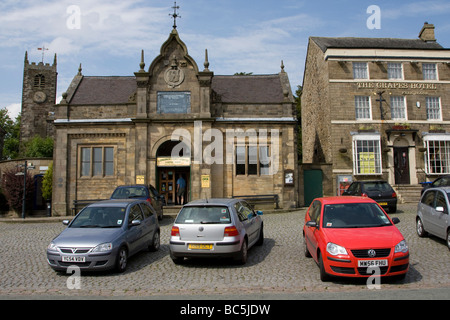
{"left": 156, "top": 140, "right": 190, "bottom": 205}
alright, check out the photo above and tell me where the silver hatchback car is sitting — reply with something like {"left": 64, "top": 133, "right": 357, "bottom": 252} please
{"left": 169, "top": 198, "right": 264, "bottom": 264}
{"left": 416, "top": 187, "right": 450, "bottom": 250}
{"left": 47, "top": 199, "right": 160, "bottom": 273}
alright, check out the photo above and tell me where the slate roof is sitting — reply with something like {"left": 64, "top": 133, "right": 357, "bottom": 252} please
{"left": 211, "top": 75, "right": 284, "bottom": 104}
{"left": 311, "top": 37, "right": 444, "bottom": 53}
{"left": 68, "top": 74, "right": 285, "bottom": 105}
{"left": 69, "top": 76, "right": 136, "bottom": 105}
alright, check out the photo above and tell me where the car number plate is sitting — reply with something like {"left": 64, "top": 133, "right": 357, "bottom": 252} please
{"left": 62, "top": 256, "right": 86, "bottom": 263}
{"left": 358, "top": 259, "right": 388, "bottom": 267}
{"left": 188, "top": 244, "right": 212, "bottom": 250}
{"left": 378, "top": 202, "right": 388, "bottom": 206}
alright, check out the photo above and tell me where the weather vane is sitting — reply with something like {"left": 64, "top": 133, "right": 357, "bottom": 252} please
{"left": 170, "top": 1, "right": 180, "bottom": 29}
{"left": 37, "top": 45, "right": 48, "bottom": 63}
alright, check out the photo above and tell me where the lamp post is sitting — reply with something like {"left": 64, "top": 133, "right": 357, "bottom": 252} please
{"left": 15, "top": 161, "right": 35, "bottom": 219}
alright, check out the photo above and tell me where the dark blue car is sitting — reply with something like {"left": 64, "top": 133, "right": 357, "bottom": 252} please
{"left": 111, "top": 185, "right": 164, "bottom": 220}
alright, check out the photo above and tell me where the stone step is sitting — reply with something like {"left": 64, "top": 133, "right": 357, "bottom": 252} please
{"left": 393, "top": 185, "right": 423, "bottom": 203}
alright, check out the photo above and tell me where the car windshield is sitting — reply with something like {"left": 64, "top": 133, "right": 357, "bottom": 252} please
{"left": 111, "top": 187, "right": 147, "bottom": 199}
{"left": 363, "top": 182, "right": 390, "bottom": 192}
{"left": 322, "top": 203, "right": 392, "bottom": 228}
{"left": 175, "top": 206, "right": 231, "bottom": 224}
{"left": 70, "top": 206, "right": 126, "bottom": 228}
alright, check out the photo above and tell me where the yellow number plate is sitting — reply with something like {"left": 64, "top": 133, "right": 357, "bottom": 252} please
{"left": 188, "top": 244, "right": 213, "bottom": 250}
{"left": 378, "top": 202, "right": 388, "bottom": 206}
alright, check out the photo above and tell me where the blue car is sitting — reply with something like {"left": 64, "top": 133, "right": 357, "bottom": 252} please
{"left": 111, "top": 185, "right": 164, "bottom": 220}
{"left": 47, "top": 199, "right": 160, "bottom": 273}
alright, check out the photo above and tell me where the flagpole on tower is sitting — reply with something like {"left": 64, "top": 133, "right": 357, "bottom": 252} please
{"left": 37, "top": 45, "right": 48, "bottom": 63}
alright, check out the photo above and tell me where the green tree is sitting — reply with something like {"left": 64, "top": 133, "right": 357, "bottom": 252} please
{"left": 23, "top": 135, "right": 54, "bottom": 158}
{"left": 41, "top": 161, "right": 53, "bottom": 200}
{"left": 0, "top": 108, "right": 20, "bottom": 160}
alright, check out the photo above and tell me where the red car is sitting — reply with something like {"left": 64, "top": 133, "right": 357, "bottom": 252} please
{"left": 303, "top": 196, "right": 409, "bottom": 281}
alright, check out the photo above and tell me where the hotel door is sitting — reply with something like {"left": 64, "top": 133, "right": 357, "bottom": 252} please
{"left": 394, "top": 147, "right": 410, "bottom": 185}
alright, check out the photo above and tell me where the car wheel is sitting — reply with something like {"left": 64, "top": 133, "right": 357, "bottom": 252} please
{"left": 318, "top": 252, "right": 330, "bottom": 282}
{"left": 236, "top": 239, "right": 248, "bottom": 265}
{"left": 116, "top": 246, "right": 128, "bottom": 273}
{"left": 303, "top": 235, "right": 311, "bottom": 258}
{"left": 256, "top": 224, "right": 264, "bottom": 246}
{"left": 170, "top": 251, "right": 184, "bottom": 265}
{"left": 416, "top": 218, "right": 427, "bottom": 237}
{"left": 446, "top": 230, "right": 450, "bottom": 251}
{"left": 149, "top": 230, "right": 160, "bottom": 252}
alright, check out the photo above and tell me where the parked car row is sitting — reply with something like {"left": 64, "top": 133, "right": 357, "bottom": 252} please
{"left": 46, "top": 179, "right": 448, "bottom": 281}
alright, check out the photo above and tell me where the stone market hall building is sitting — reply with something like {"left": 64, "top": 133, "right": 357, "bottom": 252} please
{"left": 301, "top": 23, "right": 450, "bottom": 204}
{"left": 51, "top": 28, "right": 298, "bottom": 215}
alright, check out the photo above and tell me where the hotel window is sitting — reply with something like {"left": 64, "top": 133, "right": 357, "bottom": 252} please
{"left": 387, "top": 63, "right": 403, "bottom": 79}
{"left": 353, "top": 62, "right": 368, "bottom": 79}
{"left": 355, "top": 96, "right": 371, "bottom": 120}
{"left": 424, "top": 135, "right": 450, "bottom": 174}
{"left": 390, "top": 96, "right": 407, "bottom": 120}
{"left": 423, "top": 63, "right": 437, "bottom": 80}
{"left": 235, "top": 145, "right": 271, "bottom": 176}
{"left": 426, "top": 97, "right": 441, "bottom": 120}
{"left": 352, "top": 134, "right": 382, "bottom": 175}
{"left": 80, "top": 146, "right": 114, "bottom": 177}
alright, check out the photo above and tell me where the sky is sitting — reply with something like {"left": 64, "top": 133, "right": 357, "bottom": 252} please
{"left": 1, "top": 0, "right": 450, "bottom": 120}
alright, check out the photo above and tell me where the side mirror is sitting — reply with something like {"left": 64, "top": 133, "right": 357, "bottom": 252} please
{"left": 62, "top": 220, "right": 70, "bottom": 225}
{"left": 391, "top": 217, "right": 400, "bottom": 224}
{"left": 256, "top": 210, "right": 263, "bottom": 216}
{"left": 306, "top": 221, "right": 318, "bottom": 228}
{"left": 435, "top": 206, "right": 445, "bottom": 213}
{"left": 130, "top": 220, "right": 141, "bottom": 227}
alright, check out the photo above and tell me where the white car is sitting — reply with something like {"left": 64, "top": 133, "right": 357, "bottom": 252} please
{"left": 169, "top": 198, "right": 264, "bottom": 264}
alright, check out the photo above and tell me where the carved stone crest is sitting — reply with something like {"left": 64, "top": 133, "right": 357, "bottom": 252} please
{"left": 164, "top": 55, "right": 185, "bottom": 88}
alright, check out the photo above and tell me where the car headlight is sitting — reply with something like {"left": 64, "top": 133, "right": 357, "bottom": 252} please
{"left": 395, "top": 240, "right": 408, "bottom": 253}
{"left": 47, "top": 242, "right": 59, "bottom": 252}
{"left": 326, "top": 242, "right": 348, "bottom": 256}
{"left": 92, "top": 243, "right": 113, "bottom": 253}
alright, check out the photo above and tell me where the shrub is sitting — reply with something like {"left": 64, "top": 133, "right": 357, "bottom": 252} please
{"left": 1, "top": 167, "right": 34, "bottom": 213}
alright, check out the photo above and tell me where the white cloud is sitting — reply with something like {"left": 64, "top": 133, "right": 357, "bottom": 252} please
{"left": 5, "top": 103, "right": 21, "bottom": 120}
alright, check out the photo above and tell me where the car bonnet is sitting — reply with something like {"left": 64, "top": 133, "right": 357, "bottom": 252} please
{"left": 323, "top": 225, "right": 404, "bottom": 250}
{"left": 53, "top": 227, "right": 123, "bottom": 248}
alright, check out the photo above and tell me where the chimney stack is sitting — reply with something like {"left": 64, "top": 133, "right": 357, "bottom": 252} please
{"left": 419, "top": 22, "right": 436, "bottom": 42}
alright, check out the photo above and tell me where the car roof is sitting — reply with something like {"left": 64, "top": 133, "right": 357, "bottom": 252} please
{"left": 88, "top": 199, "right": 145, "bottom": 207}
{"left": 426, "top": 186, "right": 450, "bottom": 192}
{"left": 314, "top": 196, "right": 377, "bottom": 205}
{"left": 183, "top": 198, "right": 238, "bottom": 206}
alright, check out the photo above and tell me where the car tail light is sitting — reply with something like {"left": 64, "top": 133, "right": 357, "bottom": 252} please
{"left": 392, "top": 192, "right": 397, "bottom": 198}
{"left": 361, "top": 193, "right": 368, "bottom": 197}
{"left": 171, "top": 226, "right": 180, "bottom": 237}
{"left": 224, "top": 226, "right": 239, "bottom": 237}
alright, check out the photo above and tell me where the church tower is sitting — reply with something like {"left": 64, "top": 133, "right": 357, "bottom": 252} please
{"left": 20, "top": 51, "right": 57, "bottom": 146}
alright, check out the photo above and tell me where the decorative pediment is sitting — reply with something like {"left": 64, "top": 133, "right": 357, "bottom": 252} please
{"left": 148, "top": 28, "right": 199, "bottom": 78}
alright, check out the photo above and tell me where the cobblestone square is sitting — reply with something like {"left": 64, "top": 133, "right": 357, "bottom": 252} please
{"left": 0, "top": 204, "right": 448, "bottom": 298}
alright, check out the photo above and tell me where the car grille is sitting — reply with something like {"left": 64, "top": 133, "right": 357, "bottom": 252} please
{"left": 358, "top": 266, "right": 389, "bottom": 275}
{"left": 351, "top": 248, "right": 391, "bottom": 258}
{"left": 60, "top": 247, "right": 92, "bottom": 254}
